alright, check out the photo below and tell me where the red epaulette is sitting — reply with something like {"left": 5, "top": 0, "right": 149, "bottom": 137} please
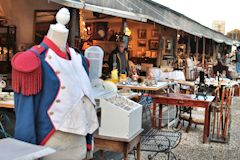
{"left": 31, "top": 45, "right": 45, "bottom": 54}
{"left": 11, "top": 49, "right": 42, "bottom": 96}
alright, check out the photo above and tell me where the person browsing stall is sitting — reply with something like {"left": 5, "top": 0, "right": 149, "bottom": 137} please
{"left": 213, "top": 59, "right": 231, "bottom": 78}
{"left": 108, "top": 41, "right": 129, "bottom": 75}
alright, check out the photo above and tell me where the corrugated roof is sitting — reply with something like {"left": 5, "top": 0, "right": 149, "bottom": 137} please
{"left": 50, "top": 0, "right": 235, "bottom": 45}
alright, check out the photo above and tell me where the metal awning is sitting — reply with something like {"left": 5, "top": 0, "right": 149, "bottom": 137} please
{"left": 50, "top": 0, "right": 235, "bottom": 45}
{"left": 50, "top": 0, "right": 147, "bottom": 22}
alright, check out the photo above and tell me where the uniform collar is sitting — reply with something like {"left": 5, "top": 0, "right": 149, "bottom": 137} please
{"left": 42, "top": 36, "right": 71, "bottom": 60}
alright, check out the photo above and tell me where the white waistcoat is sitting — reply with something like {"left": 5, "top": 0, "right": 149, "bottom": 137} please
{"left": 45, "top": 48, "right": 99, "bottom": 135}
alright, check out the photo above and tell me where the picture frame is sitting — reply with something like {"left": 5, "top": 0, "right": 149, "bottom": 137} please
{"left": 138, "top": 29, "right": 147, "bottom": 39}
{"left": 151, "top": 29, "right": 159, "bottom": 38}
{"left": 149, "top": 39, "right": 159, "bottom": 50}
{"left": 138, "top": 40, "right": 147, "bottom": 47}
{"left": 34, "top": 10, "right": 57, "bottom": 44}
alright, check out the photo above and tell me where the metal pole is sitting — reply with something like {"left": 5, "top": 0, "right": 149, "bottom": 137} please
{"left": 69, "top": 8, "right": 79, "bottom": 47}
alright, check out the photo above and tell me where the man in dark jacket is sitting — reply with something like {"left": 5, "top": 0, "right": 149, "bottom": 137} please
{"left": 108, "top": 41, "right": 129, "bottom": 75}
{"left": 236, "top": 47, "right": 240, "bottom": 73}
{"left": 213, "top": 59, "right": 231, "bottom": 78}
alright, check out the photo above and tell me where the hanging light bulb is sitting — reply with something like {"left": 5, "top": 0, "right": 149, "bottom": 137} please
{"left": 125, "top": 27, "right": 131, "bottom": 36}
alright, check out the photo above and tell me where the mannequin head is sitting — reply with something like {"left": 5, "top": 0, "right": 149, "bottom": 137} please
{"left": 55, "top": 8, "right": 70, "bottom": 31}
{"left": 46, "top": 8, "right": 70, "bottom": 52}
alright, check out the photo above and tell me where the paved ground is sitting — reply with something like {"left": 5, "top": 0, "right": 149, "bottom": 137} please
{"left": 97, "top": 97, "right": 240, "bottom": 160}
{"left": 1, "top": 97, "right": 239, "bottom": 160}
{"left": 170, "top": 97, "right": 240, "bottom": 160}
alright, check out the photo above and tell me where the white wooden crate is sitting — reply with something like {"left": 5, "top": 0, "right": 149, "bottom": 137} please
{"left": 99, "top": 94, "right": 142, "bottom": 139}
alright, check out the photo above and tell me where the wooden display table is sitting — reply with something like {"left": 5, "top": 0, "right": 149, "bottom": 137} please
{"left": 0, "top": 99, "right": 14, "bottom": 137}
{"left": 152, "top": 93, "right": 215, "bottom": 143}
{"left": 0, "top": 100, "right": 14, "bottom": 109}
{"left": 117, "top": 82, "right": 171, "bottom": 91}
{"left": 94, "top": 129, "right": 143, "bottom": 160}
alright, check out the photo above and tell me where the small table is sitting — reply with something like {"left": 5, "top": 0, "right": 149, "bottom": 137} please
{"left": 94, "top": 129, "right": 143, "bottom": 160}
{"left": 0, "top": 100, "right": 14, "bottom": 109}
{"left": 0, "top": 138, "right": 55, "bottom": 160}
{"left": 152, "top": 93, "right": 215, "bottom": 143}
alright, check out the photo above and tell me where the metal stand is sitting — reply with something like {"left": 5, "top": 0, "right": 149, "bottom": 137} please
{"left": 0, "top": 111, "right": 13, "bottom": 137}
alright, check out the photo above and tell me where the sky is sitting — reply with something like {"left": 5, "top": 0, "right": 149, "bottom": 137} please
{"left": 152, "top": 0, "right": 240, "bottom": 34}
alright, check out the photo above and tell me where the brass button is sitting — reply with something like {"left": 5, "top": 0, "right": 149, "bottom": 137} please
{"left": 61, "top": 86, "right": 66, "bottom": 90}
{"left": 56, "top": 99, "right": 61, "bottom": 103}
{"left": 55, "top": 70, "right": 60, "bottom": 74}
{"left": 49, "top": 111, "right": 54, "bottom": 115}
{"left": 48, "top": 55, "right": 52, "bottom": 59}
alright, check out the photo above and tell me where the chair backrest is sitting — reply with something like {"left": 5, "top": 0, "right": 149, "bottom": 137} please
{"left": 216, "top": 86, "right": 233, "bottom": 108}
{"left": 199, "top": 71, "right": 205, "bottom": 84}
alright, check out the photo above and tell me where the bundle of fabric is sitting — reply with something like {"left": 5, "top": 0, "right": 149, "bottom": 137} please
{"left": 148, "top": 67, "right": 185, "bottom": 81}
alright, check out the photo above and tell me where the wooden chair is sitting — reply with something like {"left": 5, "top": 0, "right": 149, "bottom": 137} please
{"left": 176, "top": 81, "right": 199, "bottom": 132}
{"left": 178, "top": 109, "right": 204, "bottom": 132}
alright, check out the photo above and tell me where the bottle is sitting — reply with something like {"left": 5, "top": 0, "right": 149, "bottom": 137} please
{"left": 111, "top": 54, "right": 118, "bottom": 83}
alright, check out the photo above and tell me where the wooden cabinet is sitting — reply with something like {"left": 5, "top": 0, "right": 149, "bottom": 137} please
{"left": 0, "top": 25, "right": 16, "bottom": 63}
{"left": 0, "top": 25, "right": 16, "bottom": 90}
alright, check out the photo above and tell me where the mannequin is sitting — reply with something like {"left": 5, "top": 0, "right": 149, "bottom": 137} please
{"left": 43, "top": 8, "right": 87, "bottom": 160}
{"left": 12, "top": 8, "right": 98, "bottom": 160}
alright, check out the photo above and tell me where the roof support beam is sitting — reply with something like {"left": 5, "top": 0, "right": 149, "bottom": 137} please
{"left": 187, "top": 34, "right": 191, "bottom": 58}
{"left": 195, "top": 36, "right": 199, "bottom": 65}
{"left": 202, "top": 37, "right": 206, "bottom": 66}
{"left": 213, "top": 41, "right": 217, "bottom": 61}
{"left": 174, "top": 30, "right": 179, "bottom": 56}
{"left": 69, "top": 8, "right": 79, "bottom": 46}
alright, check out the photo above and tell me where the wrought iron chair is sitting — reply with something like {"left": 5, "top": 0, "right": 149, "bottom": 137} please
{"left": 133, "top": 96, "right": 182, "bottom": 160}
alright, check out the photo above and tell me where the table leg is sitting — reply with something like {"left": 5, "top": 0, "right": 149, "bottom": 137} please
{"left": 158, "top": 104, "right": 163, "bottom": 129}
{"left": 203, "top": 106, "right": 209, "bottom": 143}
{"left": 152, "top": 101, "right": 156, "bottom": 128}
{"left": 137, "top": 141, "right": 141, "bottom": 160}
{"left": 99, "top": 150, "right": 104, "bottom": 160}
{"left": 123, "top": 149, "right": 128, "bottom": 160}
{"left": 207, "top": 105, "right": 212, "bottom": 137}
{"left": 238, "top": 84, "right": 240, "bottom": 96}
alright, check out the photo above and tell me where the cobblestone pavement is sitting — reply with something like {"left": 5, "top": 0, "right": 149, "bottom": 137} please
{"left": 141, "top": 97, "right": 240, "bottom": 160}
{"left": 97, "top": 97, "right": 240, "bottom": 160}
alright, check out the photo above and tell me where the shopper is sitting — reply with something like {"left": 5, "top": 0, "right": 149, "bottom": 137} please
{"left": 108, "top": 41, "right": 129, "bottom": 75}
{"left": 236, "top": 47, "right": 240, "bottom": 74}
